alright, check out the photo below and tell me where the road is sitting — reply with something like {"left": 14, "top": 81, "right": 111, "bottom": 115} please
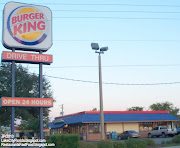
{"left": 144, "top": 137, "right": 172, "bottom": 145}
{"left": 2, "top": 137, "right": 174, "bottom": 147}
{"left": 116, "top": 137, "right": 173, "bottom": 145}
{"left": 163, "top": 146, "right": 179, "bottom": 148}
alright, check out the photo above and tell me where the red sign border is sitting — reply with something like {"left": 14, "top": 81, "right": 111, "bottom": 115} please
{"left": 1, "top": 51, "right": 53, "bottom": 65}
{"left": 0, "top": 97, "right": 53, "bottom": 107}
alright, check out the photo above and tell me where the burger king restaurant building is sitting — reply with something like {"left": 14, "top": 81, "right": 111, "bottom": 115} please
{"left": 49, "top": 111, "right": 178, "bottom": 140}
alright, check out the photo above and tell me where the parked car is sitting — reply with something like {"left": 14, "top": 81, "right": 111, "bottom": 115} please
{"left": 117, "top": 130, "right": 140, "bottom": 140}
{"left": 148, "top": 126, "right": 177, "bottom": 138}
{"left": 176, "top": 128, "right": 180, "bottom": 135}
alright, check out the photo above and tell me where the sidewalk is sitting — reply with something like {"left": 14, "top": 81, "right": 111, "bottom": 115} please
{"left": 160, "top": 146, "right": 180, "bottom": 148}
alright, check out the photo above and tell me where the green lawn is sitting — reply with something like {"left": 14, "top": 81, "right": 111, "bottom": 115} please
{"left": 159, "top": 143, "right": 180, "bottom": 147}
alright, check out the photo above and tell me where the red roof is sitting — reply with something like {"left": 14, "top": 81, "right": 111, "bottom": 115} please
{"left": 55, "top": 111, "right": 169, "bottom": 119}
{"left": 14, "top": 126, "right": 19, "bottom": 130}
{"left": 14, "top": 126, "right": 50, "bottom": 130}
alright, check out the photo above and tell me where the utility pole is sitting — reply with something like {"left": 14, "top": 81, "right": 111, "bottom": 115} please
{"left": 60, "top": 104, "right": 64, "bottom": 116}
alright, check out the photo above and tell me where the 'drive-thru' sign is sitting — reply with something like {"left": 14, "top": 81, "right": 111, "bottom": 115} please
{"left": 0, "top": 97, "right": 53, "bottom": 107}
{"left": 3, "top": 2, "right": 52, "bottom": 51}
{"left": 2, "top": 51, "right": 53, "bottom": 64}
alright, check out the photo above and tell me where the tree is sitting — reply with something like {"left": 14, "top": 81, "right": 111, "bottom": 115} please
{"left": 18, "top": 117, "right": 40, "bottom": 137}
{"left": 149, "top": 101, "right": 179, "bottom": 117}
{"left": 127, "top": 106, "right": 144, "bottom": 111}
{"left": 0, "top": 63, "right": 53, "bottom": 127}
{"left": 91, "top": 108, "right": 97, "bottom": 111}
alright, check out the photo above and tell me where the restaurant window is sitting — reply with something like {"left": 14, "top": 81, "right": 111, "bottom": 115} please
{"left": 152, "top": 127, "right": 159, "bottom": 130}
{"left": 88, "top": 123, "right": 100, "bottom": 133}
{"left": 156, "top": 122, "right": 167, "bottom": 127}
{"left": 139, "top": 122, "right": 153, "bottom": 131}
{"left": 79, "top": 124, "right": 86, "bottom": 135}
{"left": 139, "top": 122, "right": 168, "bottom": 131}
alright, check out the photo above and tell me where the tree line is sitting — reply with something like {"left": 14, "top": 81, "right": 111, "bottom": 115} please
{"left": 127, "top": 102, "right": 179, "bottom": 117}
{"left": 91, "top": 101, "right": 179, "bottom": 117}
{"left": 0, "top": 63, "right": 53, "bottom": 136}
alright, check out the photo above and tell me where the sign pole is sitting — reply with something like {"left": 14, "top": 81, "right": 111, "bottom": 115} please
{"left": 39, "top": 51, "right": 43, "bottom": 140}
{"left": 2, "top": 2, "right": 52, "bottom": 144}
{"left": 11, "top": 48, "right": 15, "bottom": 148}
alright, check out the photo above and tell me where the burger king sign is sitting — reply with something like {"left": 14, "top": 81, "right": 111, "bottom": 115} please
{"left": 3, "top": 2, "right": 52, "bottom": 52}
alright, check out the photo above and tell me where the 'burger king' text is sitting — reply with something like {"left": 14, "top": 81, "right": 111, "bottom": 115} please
{"left": 12, "top": 13, "right": 45, "bottom": 36}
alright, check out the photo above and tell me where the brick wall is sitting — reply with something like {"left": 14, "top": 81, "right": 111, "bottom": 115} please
{"left": 87, "top": 133, "right": 101, "bottom": 140}
{"left": 139, "top": 131, "right": 148, "bottom": 138}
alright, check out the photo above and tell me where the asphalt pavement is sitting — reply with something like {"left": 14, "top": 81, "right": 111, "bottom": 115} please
{"left": 146, "top": 137, "right": 173, "bottom": 145}
{"left": 115, "top": 137, "right": 173, "bottom": 145}
{"left": 162, "top": 146, "right": 180, "bottom": 148}
{"left": 1, "top": 137, "right": 177, "bottom": 147}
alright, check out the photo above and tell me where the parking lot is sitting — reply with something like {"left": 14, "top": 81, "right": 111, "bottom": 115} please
{"left": 115, "top": 137, "right": 173, "bottom": 144}
{"left": 83, "top": 137, "right": 173, "bottom": 145}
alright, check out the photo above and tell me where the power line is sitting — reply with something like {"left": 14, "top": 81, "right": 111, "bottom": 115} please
{"left": 2, "top": 10, "right": 180, "bottom": 14}
{"left": 44, "top": 75, "right": 180, "bottom": 86}
{"left": 53, "top": 39, "right": 180, "bottom": 42}
{"left": 52, "top": 17, "right": 180, "bottom": 20}
{"left": 45, "top": 75, "right": 98, "bottom": 84}
{"left": 29, "top": 64, "right": 180, "bottom": 69}
{"left": 44, "top": 3, "right": 180, "bottom": 7}
{"left": 2, "top": 64, "right": 180, "bottom": 85}
{"left": 42, "top": 10, "right": 180, "bottom": 14}
{"left": 0, "top": 16, "right": 180, "bottom": 20}
{"left": 1, "top": 38, "right": 180, "bottom": 42}
{"left": 1, "top": 3, "right": 180, "bottom": 7}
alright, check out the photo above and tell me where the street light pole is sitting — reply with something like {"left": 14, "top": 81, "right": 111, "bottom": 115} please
{"left": 98, "top": 53, "right": 105, "bottom": 140}
{"left": 91, "top": 43, "right": 108, "bottom": 140}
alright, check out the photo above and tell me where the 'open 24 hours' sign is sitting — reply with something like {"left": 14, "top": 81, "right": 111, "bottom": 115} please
{"left": 3, "top": 2, "right": 52, "bottom": 52}
{"left": 0, "top": 97, "right": 53, "bottom": 107}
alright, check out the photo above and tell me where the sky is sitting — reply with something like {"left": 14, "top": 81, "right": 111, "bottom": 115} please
{"left": 1, "top": 0, "right": 180, "bottom": 121}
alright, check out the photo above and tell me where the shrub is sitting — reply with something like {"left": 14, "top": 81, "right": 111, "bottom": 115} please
{"left": 166, "top": 140, "right": 173, "bottom": 144}
{"left": 45, "top": 136, "right": 50, "bottom": 140}
{"left": 97, "top": 140, "right": 113, "bottom": 148}
{"left": 125, "top": 139, "right": 147, "bottom": 148}
{"left": 172, "top": 135, "right": 180, "bottom": 143}
{"left": 161, "top": 141, "right": 166, "bottom": 145}
{"left": 80, "top": 137, "right": 83, "bottom": 140}
{"left": 45, "top": 139, "right": 55, "bottom": 148}
{"left": 143, "top": 139, "right": 156, "bottom": 146}
{"left": 113, "top": 141, "right": 127, "bottom": 148}
{"left": 50, "top": 134, "right": 79, "bottom": 148}
{"left": 79, "top": 142, "right": 97, "bottom": 148}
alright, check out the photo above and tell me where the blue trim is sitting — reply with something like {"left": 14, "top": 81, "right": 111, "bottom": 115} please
{"left": 48, "top": 122, "right": 65, "bottom": 129}
{"left": 49, "top": 113, "right": 179, "bottom": 129}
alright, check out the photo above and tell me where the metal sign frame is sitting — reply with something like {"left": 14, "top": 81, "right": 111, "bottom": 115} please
{"left": 1, "top": 2, "right": 53, "bottom": 145}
